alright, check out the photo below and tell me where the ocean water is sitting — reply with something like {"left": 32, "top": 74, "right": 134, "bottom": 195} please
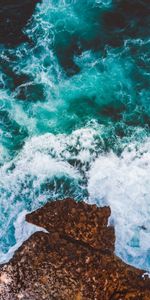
{"left": 0, "top": 0, "right": 150, "bottom": 270}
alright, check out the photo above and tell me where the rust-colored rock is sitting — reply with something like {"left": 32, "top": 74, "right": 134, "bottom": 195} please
{"left": 26, "top": 198, "right": 115, "bottom": 253}
{"left": 0, "top": 198, "right": 150, "bottom": 300}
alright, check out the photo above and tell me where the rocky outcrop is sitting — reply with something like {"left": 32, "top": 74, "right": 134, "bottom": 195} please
{"left": 0, "top": 198, "right": 150, "bottom": 299}
{"left": 0, "top": 0, "right": 40, "bottom": 45}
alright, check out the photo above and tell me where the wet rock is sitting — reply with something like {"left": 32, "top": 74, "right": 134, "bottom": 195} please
{"left": 0, "top": 198, "right": 150, "bottom": 299}
{"left": 0, "top": 0, "right": 40, "bottom": 45}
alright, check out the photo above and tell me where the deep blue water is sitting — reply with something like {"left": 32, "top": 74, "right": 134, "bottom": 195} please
{"left": 0, "top": 0, "right": 150, "bottom": 271}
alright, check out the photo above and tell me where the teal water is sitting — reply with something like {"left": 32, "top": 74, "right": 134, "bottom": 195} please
{"left": 0, "top": 0, "right": 150, "bottom": 270}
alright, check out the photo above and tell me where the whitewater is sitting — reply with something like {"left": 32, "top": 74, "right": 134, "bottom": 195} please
{"left": 0, "top": 0, "right": 150, "bottom": 271}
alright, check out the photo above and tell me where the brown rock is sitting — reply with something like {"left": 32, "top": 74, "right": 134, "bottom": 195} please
{"left": 0, "top": 198, "right": 150, "bottom": 300}
{"left": 26, "top": 199, "right": 115, "bottom": 253}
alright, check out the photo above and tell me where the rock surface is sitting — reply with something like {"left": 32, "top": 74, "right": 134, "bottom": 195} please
{"left": 0, "top": 198, "right": 150, "bottom": 299}
{"left": 0, "top": 0, "right": 40, "bottom": 45}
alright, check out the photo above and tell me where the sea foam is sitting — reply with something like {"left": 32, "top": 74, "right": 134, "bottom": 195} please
{"left": 88, "top": 139, "right": 150, "bottom": 270}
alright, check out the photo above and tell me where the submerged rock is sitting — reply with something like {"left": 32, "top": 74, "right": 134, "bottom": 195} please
{"left": 0, "top": 198, "right": 150, "bottom": 299}
{"left": 0, "top": 0, "right": 40, "bottom": 45}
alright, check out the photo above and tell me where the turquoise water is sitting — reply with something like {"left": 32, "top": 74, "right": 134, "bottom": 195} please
{"left": 0, "top": 0, "right": 150, "bottom": 270}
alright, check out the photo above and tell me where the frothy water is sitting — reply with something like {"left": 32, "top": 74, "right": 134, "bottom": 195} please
{"left": 88, "top": 139, "right": 150, "bottom": 270}
{"left": 0, "top": 0, "right": 150, "bottom": 270}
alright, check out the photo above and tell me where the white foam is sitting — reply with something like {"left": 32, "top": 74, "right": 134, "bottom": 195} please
{"left": 88, "top": 139, "right": 150, "bottom": 270}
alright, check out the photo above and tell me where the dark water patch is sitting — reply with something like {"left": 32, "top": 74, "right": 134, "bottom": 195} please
{"left": 103, "top": 11, "right": 126, "bottom": 30}
{"left": 101, "top": 0, "right": 150, "bottom": 50}
{"left": 105, "top": 0, "right": 150, "bottom": 38}
{"left": 54, "top": 35, "right": 82, "bottom": 77}
{"left": 16, "top": 83, "right": 45, "bottom": 102}
{"left": 0, "top": 0, "right": 40, "bottom": 45}
{"left": 100, "top": 102, "right": 126, "bottom": 121}
{"left": 0, "top": 56, "right": 31, "bottom": 91}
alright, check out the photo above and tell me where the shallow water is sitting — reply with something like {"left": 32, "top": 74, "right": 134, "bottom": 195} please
{"left": 0, "top": 0, "right": 150, "bottom": 270}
